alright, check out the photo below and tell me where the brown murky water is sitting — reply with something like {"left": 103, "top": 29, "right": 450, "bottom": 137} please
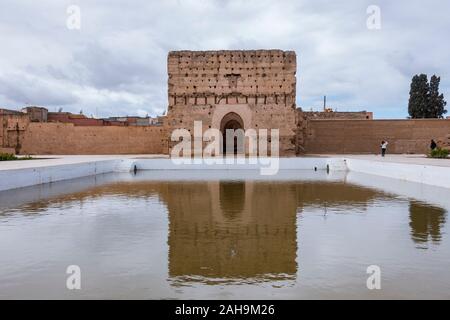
{"left": 0, "top": 171, "right": 449, "bottom": 299}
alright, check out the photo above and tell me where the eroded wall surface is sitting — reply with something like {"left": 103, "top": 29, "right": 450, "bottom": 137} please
{"left": 166, "top": 50, "right": 298, "bottom": 156}
{"left": 0, "top": 114, "right": 29, "bottom": 154}
{"left": 303, "top": 119, "right": 450, "bottom": 154}
{"left": 2, "top": 115, "right": 449, "bottom": 155}
{"left": 1, "top": 120, "right": 166, "bottom": 155}
{"left": 20, "top": 123, "right": 167, "bottom": 155}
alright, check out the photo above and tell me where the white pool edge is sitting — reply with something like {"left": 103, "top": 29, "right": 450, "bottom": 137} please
{"left": 344, "top": 157, "right": 450, "bottom": 189}
{"left": 1, "top": 156, "right": 450, "bottom": 191}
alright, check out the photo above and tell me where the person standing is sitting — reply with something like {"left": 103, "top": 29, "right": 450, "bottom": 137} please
{"left": 381, "top": 140, "right": 388, "bottom": 157}
{"left": 430, "top": 139, "right": 437, "bottom": 151}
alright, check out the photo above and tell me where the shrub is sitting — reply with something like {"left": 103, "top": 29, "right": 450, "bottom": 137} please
{"left": 0, "top": 153, "right": 18, "bottom": 161}
{"left": 429, "top": 147, "right": 449, "bottom": 159}
{"left": 0, "top": 153, "right": 33, "bottom": 161}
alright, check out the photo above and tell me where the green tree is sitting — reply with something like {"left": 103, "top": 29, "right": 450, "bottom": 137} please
{"left": 428, "top": 75, "right": 447, "bottom": 118}
{"left": 408, "top": 74, "right": 429, "bottom": 118}
{"left": 408, "top": 74, "right": 447, "bottom": 118}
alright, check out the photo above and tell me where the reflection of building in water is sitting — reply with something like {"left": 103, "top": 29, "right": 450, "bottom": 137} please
{"left": 409, "top": 201, "right": 447, "bottom": 246}
{"left": 165, "top": 181, "right": 299, "bottom": 282}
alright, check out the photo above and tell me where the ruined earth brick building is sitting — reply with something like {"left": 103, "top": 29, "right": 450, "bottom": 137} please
{"left": 166, "top": 50, "right": 298, "bottom": 155}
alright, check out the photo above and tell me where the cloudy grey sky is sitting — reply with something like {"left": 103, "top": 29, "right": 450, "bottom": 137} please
{"left": 0, "top": 0, "right": 449, "bottom": 118}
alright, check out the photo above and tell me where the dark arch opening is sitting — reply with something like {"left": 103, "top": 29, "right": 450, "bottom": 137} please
{"left": 220, "top": 112, "right": 244, "bottom": 155}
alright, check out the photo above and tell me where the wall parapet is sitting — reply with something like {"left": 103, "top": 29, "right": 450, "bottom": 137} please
{"left": 302, "top": 119, "right": 450, "bottom": 154}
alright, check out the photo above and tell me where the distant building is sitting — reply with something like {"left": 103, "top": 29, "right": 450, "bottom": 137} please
{"left": 103, "top": 116, "right": 162, "bottom": 126}
{"left": 21, "top": 106, "right": 48, "bottom": 122}
{"left": 0, "top": 108, "right": 23, "bottom": 116}
{"left": 301, "top": 110, "right": 373, "bottom": 120}
{"left": 48, "top": 112, "right": 104, "bottom": 126}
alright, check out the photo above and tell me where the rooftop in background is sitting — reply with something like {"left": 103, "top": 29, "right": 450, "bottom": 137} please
{"left": 0, "top": 108, "right": 23, "bottom": 116}
{"left": 301, "top": 110, "right": 373, "bottom": 120}
{"left": 0, "top": 106, "right": 163, "bottom": 127}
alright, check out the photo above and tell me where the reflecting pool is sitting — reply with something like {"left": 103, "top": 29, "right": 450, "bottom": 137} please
{"left": 0, "top": 170, "right": 449, "bottom": 299}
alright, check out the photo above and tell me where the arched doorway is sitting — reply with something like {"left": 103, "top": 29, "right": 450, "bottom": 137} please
{"left": 220, "top": 112, "right": 244, "bottom": 155}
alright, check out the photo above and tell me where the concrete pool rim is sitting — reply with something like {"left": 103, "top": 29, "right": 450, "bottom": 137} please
{"left": 1, "top": 155, "right": 450, "bottom": 191}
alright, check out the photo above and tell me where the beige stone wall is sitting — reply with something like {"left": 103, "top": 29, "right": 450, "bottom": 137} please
{"left": 2, "top": 115, "right": 450, "bottom": 156}
{"left": 166, "top": 50, "right": 298, "bottom": 156}
{"left": 18, "top": 122, "right": 168, "bottom": 155}
{"left": 2, "top": 113, "right": 168, "bottom": 155}
{"left": 296, "top": 109, "right": 373, "bottom": 154}
{"left": 303, "top": 119, "right": 450, "bottom": 154}
{"left": 0, "top": 114, "right": 30, "bottom": 154}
